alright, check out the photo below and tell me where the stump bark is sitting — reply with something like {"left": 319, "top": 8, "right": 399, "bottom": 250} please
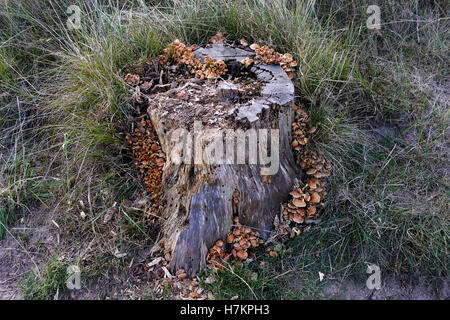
{"left": 147, "top": 43, "right": 300, "bottom": 275}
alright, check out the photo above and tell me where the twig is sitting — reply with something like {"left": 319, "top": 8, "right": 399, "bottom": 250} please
{"left": 223, "top": 261, "right": 258, "bottom": 300}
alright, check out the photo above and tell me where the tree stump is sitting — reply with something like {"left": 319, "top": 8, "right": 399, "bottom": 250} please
{"left": 147, "top": 43, "right": 300, "bottom": 275}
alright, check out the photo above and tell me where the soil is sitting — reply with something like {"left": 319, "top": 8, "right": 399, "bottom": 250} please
{"left": 0, "top": 204, "right": 57, "bottom": 299}
{"left": 322, "top": 277, "right": 449, "bottom": 300}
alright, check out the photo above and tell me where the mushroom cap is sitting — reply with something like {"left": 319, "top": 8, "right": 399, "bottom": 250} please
{"left": 269, "top": 250, "right": 278, "bottom": 258}
{"left": 308, "top": 126, "right": 317, "bottom": 134}
{"left": 307, "top": 205, "right": 317, "bottom": 215}
{"left": 175, "top": 268, "right": 185, "bottom": 276}
{"left": 314, "top": 171, "right": 327, "bottom": 178}
{"left": 290, "top": 189, "right": 302, "bottom": 198}
{"left": 310, "top": 192, "right": 321, "bottom": 203}
{"left": 293, "top": 227, "right": 302, "bottom": 236}
{"left": 293, "top": 198, "right": 306, "bottom": 208}
{"left": 241, "top": 241, "right": 251, "bottom": 250}
{"left": 287, "top": 202, "right": 297, "bottom": 209}
{"left": 293, "top": 213, "right": 304, "bottom": 224}
{"left": 299, "top": 137, "right": 309, "bottom": 145}
{"left": 236, "top": 250, "right": 248, "bottom": 260}
{"left": 215, "top": 240, "right": 224, "bottom": 247}
{"left": 308, "top": 177, "right": 318, "bottom": 189}
{"left": 306, "top": 168, "right": 316, "bottom": 175}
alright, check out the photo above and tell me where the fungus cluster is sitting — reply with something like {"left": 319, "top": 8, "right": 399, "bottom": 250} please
{"left": 158, "top": 39, "right": 227, "bottom": 80}
{"left": 157, "top": 34, "right": 299, "bottom": 81}
{"left": 126, "top": 119, "right": 165, "bottom": 221}
{"left": 210, "top": 31, "right": 227, "bottom": 44}
{"left": 247, "top": 43, "right": 298, "bottom": 78}
{"left": 206, "top": 216, "right": 263, "bottom": 268}
{"left": 277, "top": 105, "right": 331, "bottom": 237}
{"left": 240, "top": 56, "right": 254, "bottom": 68}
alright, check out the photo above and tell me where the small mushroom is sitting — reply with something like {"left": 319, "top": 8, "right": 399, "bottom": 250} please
{"left": 215, "top": 240, "right": 224, "bottom": 247}
{"left": 298, "top": 137, "right": 309, "bottom": 145}
{"left": 310, "top": 192, "right": 321, "bottom": 204}
{"left": 308, "top": 178, "right": 318, "bottom": 189}
{"left": 287, "top": 202, "right": 297, "bottom": 209}
{"left": 236, "top": 250, "right": 248, "bottom": 260}
{"left": 240, "top": 39, "right": 248, "bottom": 46}
{"left": 307, "top": 205, "right": 316, "bottom": 216}
{"left": 293, "top": 198, "right": 306, "bottom": 208}
{"left": 293, "top": 213, "right": 304, "bottom": 224}
{"left": 308, "top": 126, "right": 317, "bottom": 134}
{"left": 290, "top": 189, "right": 302, "bottom": 198}
{"left": 303, "top": 193, "right": 311, "bottom": 202}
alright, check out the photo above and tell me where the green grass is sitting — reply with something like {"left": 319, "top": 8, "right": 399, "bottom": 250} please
{"left": 0, "top": 204, "right": 16, "bottom": 239}
{"left": 0, "top": 0, "right": 448, "bottom": 299}
{"left": 22, "top": 257, "right": 69, "bottom": 300}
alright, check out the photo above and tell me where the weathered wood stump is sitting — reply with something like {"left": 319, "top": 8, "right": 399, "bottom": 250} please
{"left": 147, "top": 43, "right": 300, "bottom": 275}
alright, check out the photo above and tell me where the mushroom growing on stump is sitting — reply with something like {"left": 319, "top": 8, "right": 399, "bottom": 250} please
{"left": 147, "top": 43, "right": 299, "bottom": 276}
